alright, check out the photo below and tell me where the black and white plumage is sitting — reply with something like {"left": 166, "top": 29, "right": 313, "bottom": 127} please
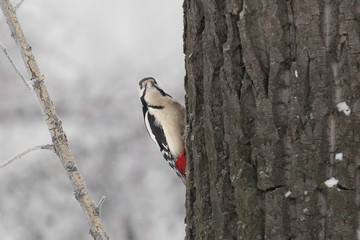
{"left": 139, "top": 77, "right": 186, "bottom": 184}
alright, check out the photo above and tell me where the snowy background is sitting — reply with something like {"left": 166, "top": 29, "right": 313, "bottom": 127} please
{"left": 0, "top": 0, "right": 186, "bottom": 239}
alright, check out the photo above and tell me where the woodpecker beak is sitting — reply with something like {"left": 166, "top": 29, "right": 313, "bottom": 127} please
{"left": 146, "top": 81, "right": 153, "bottom": 89}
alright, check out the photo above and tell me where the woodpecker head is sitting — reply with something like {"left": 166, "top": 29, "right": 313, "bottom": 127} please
{"left": 139, "top": 77, "right": 172, "bottom": 107}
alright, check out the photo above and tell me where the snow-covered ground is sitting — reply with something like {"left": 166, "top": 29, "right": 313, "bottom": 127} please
{"left": 0, "top": 1, "right": 186, "bottom": 239}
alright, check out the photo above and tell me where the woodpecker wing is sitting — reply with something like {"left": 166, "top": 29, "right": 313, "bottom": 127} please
{"left": 143, "top": 108, "right": 174, "bottom": 162}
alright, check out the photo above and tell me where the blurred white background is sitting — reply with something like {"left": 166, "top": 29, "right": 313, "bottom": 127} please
{"left": 0, "top": 0, "right": 186, "bottom": 239}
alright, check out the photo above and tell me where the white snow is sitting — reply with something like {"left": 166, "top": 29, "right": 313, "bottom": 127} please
{"left": 294, "top": 70, "right": 298, "bottom": 78}
{"left": 324, "top": 177, "right": 339, "bottom": 187}
{"left": 337, "top": 102, "right": 351, "bottom": 116}
{"left": 284, "top": 190, "right": 291, "bottom": 198}
{"left": 335, "top": 152, "right": 343, "bottom": 161}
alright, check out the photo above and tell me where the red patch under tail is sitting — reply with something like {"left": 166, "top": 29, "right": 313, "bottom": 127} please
{"left": 175, "top": 150, "right": 186, "bottom": 175}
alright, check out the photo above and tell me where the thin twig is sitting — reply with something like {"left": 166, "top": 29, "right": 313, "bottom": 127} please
{"left": 0, "top": 144, "right": 54, "bottom": 168}
{"left": 14, "top": 0, "right": 24, "bottom": 11}
{"left": 95, "top": 196, "right": 106, "bottom": 215}
{"left": 0, "top": 41, "right": 32, "bottom": 90}
{"left": 97, "top": 196, "right": 106, "bottom": 209}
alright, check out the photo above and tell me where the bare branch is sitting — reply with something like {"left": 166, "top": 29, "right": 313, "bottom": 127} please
{"left": 0, "top": 41, "right": 32, "bottom": 89}
{"left": 0, "top": 0, "right": 110, "bottom": 239}
{"left": 0, "top": 144, "right": 54, "bottom": 168}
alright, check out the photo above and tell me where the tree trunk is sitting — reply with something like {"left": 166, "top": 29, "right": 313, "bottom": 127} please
{"left": 183, "top": 0, "right": 360, "bottom": 239}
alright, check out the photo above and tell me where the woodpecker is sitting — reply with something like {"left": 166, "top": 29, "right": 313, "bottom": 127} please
{"left": 139, "top": 77, "right": 186, "bottom": 184}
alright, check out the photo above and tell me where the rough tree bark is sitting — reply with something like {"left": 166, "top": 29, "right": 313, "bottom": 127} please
{"left": 183, "top": 0, "right": 360, "bottom": 239}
